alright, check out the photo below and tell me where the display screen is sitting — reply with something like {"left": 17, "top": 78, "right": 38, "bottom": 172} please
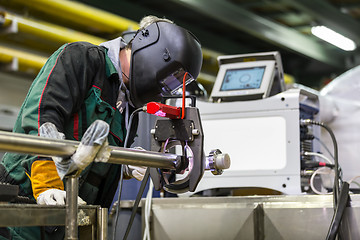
{"left": 220, "top": 66, "right": 266, "bottom": 91}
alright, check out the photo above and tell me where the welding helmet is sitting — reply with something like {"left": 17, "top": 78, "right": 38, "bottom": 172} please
{"left": 129, "top": 21, "right": 203, "bottom": 107}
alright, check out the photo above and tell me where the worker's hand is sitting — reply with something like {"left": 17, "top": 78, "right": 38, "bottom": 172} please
{"left": 122, "top": 146, "right": 148, "bottom": 181}
{"left": 39, "top": 120, "right": 110, "bottom": 179}
{"left": 71, "top": 119, "right": 110, "bottom": 170}
{"left": 36, "top": 189, "right": 86, "bottom": 205}
{"left": 124, "top": 165, "right": 147, "bottom": 181}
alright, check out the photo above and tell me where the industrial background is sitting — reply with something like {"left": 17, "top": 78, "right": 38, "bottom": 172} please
{"left": 1, "top": 1, "right": 360, "bottom": 239}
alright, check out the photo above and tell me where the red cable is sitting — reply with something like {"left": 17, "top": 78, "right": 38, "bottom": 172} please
{"left": 181, "top": 72, "right": 188, "bottom": 119}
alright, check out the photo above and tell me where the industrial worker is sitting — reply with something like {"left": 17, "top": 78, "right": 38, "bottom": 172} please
{"left": 0, "top": 15, "right": 202, "bottom": 239}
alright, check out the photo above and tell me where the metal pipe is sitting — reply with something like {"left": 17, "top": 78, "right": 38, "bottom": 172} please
{"left": 0, "top": 8, "right": 217, "bottom": 86}
{"left": 65, "top": 176, "right": 79, "bottom": 240}
{"left": 2, "top": 12, "right": 106, "bottom": 45}
{"left": 11, "top": 0, "right": 139, "bottom": 34}
{"left": 1, "top": 2, "right": 220, "bottom": 85}
{"left": 0, "top": 131, "right": 177, "bottom": 169}
{"left": 107, "top": 148, "right": 177, "bottom": 169}
{"left": 97, "top": 208, "right": 108, "bottom": 240}
{"left": 0, "top": 46, "right": 47, "bottom": 73}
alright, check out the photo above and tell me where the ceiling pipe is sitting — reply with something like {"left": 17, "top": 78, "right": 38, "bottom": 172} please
{"left": 6, "top": 0, "right": 220, "bottom": 70}
{"left": 1, "top": 12, "right": 106, "bottom": 45}
{"left": 0, "top": 4, "right": 215, "bottom": 85}
{"left": 0, "top": 45, "right": 47, "bottom": 73}
{"left": 10, "top": 0, "right": 139, "bottom": 34}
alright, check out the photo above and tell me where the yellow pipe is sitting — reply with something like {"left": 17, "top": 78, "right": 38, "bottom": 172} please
{"left": 1, "top": 4, "right": 219, "bottom": 86}
{"left": 11, "top": 0, "right": 139, "bottom": 34}
{"left": 0, "top": 46, "right": 47, "bottom": 73}
{"left": 8, "top": 0, "right": 219, "bottom": 73}
{"left": 2, "top": 12, "right": 106, "bottom": 45}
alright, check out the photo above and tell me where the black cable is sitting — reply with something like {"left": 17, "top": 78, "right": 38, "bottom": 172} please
{"left": 313, "top": 135, "right": 335, "bottom": 160}
{"left": 112, "top": 107, "right": 144, "bottom": 240}
{"left": 326, "top": 182, "right": 350, "bottom": 240}
{"left": 123, "top": 168, "right": 150, "bottom": 240}
{"left": 301, "top": 119, "right": 341, "bottom": 205}
{"left": 313, "top": 135, "right": 344, "bottom": 181}
{"left": 301, "top": 119, "right": 348, "bottom": 240}
{"left": 112, "top": 165, "right": 124, "bottom": 240}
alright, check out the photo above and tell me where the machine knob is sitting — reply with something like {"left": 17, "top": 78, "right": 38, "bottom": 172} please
{"left": 215, "top": 153, "right": 231, "bottom": 170}
{"left": 206, "top": 149, "right": 231, "bottom": 175}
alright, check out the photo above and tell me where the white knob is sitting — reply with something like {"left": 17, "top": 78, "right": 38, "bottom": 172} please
{"left": 215, "top": 153, "right": 231, "bottom": 169}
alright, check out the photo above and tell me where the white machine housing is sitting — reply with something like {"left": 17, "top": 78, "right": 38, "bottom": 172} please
{"left": 194, "top": 88, "right": 320, "bottom": 195}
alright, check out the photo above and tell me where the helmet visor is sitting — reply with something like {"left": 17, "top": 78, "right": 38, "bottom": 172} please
{"left": 160, "top": 68, "right": 194, "bottom": 96}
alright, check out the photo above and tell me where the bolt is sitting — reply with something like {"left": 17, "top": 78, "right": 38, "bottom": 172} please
{"left": 192, "top": 129, "right": 200, "bottom": 135}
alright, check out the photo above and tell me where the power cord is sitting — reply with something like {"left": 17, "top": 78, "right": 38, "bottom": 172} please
{"left": 300, "top": 119, "right": 341, "bottom": 204}
{"left": 313, "top": 135, "right": 335, "bottom": 160}
{"left": 303, "top": 151, "right": 334, "bottom": 195}
{"left": 301, "top": 119, "right": 348, "bottom": 240}
{"left": 122, "top": 169, "right": 150, "bottom": 240}
{"left": 326, "top": 182, "right": 350, "bottom": 240}
{"left": 303, "top": 151, "right": 333, "bottom": 165}
{"left": 112, "top": 107, "right": 144, "bottom": 240}
{"left": 310, "top": 167, "right": 333, "bottom": 195}
{"left": 143, "top": 179, "right": 154, "bottom": 240}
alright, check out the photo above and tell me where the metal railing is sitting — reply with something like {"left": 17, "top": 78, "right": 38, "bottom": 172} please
{"left": 0, "top": 130, "right": 181, "bottom": 239}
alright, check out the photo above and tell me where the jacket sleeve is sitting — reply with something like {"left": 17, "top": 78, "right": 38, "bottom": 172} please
{"left": 20, "top": 42, "right": 107, "bottom": 135}
{"left": 40, "top": 42, "right": 107, "bottom": 132}
{"left": 20, "top": 42, "right": 108, "bottom": 199}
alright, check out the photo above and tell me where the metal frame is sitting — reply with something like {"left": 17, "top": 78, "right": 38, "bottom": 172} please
{"left": 0, "top": 130, "right": 182, "bottom": 239}
{"left": 0, "top": 203, "right": 107, "bottom": 240}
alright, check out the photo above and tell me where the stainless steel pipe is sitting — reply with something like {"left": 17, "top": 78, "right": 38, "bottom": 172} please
{"left": 97, "top": 207, "right": 108, "bottom": 240}
{"left": 66, "top": 176, "right": 78, "bottom": 240}
{"left": 0, "top": 130, "right": 177, "bottom": 169}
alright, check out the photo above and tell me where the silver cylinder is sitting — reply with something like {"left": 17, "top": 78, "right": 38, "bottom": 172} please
{"left": 97, "top": 207, "right": 108, "bottom": 240}
{"left": 0, "top": 131, "right": 177, "bottom": 169}
{"left": 0, "top": 130, "right": 76, "bottom": 157}
{"left": 108, "top": 147, "right": 177, "bottom": 169}
{"left": 65, "top": 176, "right": 78, "bottom": 240}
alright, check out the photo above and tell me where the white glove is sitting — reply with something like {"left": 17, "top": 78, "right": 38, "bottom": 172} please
{"left": 124, "top": 165, "right": 147, "bottom": 181}
{"left": 123, "top": 147, "right": 148, "bottom": 181}
{"left": 37, "top": 189, "right": 86, "bottom": 205}
{"left": 71, "top": 120, "right": 110, "bottom": 169}
{"left": 40, "top": 120, "right": 110, "bottom": 179}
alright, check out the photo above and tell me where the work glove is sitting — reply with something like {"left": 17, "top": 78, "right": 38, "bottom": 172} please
{"left": 123, "top": 146, "right": 148, "bottom": 181}
{"left": 39, "top": 120, "right": 111, "bottom": 179}
{"left": 124, "top": 165, "right": 147, "bottom": 181}
{"left": 37, "top": 189, "right": 86, "bottom": 205}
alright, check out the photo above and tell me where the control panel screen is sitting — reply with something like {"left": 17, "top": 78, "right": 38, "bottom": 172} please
{"left": 220, "top": 66, "right": 266, "bottom": 91}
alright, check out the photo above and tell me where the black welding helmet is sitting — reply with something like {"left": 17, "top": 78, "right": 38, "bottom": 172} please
{"left": 129, "top": 21, "right": 203, "bottom": 107}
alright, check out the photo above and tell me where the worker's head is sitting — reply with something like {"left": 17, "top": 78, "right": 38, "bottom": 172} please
{"left": 127, "top": 16, "right": 203, "bottom": 107}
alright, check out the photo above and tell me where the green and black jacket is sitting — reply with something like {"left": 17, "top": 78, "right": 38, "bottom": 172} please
{"left": 1, "top": 41, "right": 126, "bottom": 208}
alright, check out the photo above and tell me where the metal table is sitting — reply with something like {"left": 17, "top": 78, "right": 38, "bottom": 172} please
{"left": 0, "top": 204, "right": 107, "bottom": 239}
{"left": 140, "top": 194, "right": 360, "bottom": 240}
